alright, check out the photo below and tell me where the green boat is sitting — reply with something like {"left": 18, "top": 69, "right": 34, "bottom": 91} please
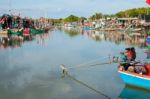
{"left": 7, "top": 29, "right": 22, "bottom": 36}
{"left": 30, "top": 28, "right": 44, "bottom": 35}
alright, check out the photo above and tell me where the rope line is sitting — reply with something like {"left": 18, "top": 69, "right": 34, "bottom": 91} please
{"left": 66, "top": 74, "right": 111, "bottom": 99}
{"left": 67, "top": 55, "right": 115, "bottom": 69}
{"left": 66, "top": 56, "right": 119, "bottom": 69}
{"left": 73, "top": 56, "right": 110, "bottom": 68}
{"left": 68, "top": 61, "right": 112, "bottom": 69}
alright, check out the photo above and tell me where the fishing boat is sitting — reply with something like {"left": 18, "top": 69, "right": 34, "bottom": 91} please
{"left": 8, "top": 29, "right": 22, "bottom": 36}
{"left": 30, "top": 28, "right": 44, "bottom": 35}
{"left": 7, "top": 28, "right": 46, "bottom": 36}
{"left": 118, "top": 69, "right": 150, "bottom": 89}
{"left": 83, "top": 26, "right": 95, "bottom": 30}
{"left": 118, "top": 46, "right": 150, "bottom": 90}
{"left": 127, "top": 28, "right": 143, "bottom": 32}
{"left": 0, "top": 30, "right": 7, "bottom": 35}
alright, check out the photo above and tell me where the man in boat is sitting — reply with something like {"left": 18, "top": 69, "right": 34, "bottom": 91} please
{"left": 120, "top": 52, "right": 127, "bottom": 62}
{"left": 119, "top": 51, "right": 130, "bottom": 71}
{"left": 125, "top": 47, "right": 136, "bottom": 61}
{"left": 119, "top": 47, "right": 137, "bottom": 71}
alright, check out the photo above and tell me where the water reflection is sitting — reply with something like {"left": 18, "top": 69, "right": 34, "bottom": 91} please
{"left": 0, "top": 31, "right": 52, "bottom": 49}
{"left": 86, "top": 31, "right": 147, "bottom": 48}
{"left": 63, "top": 27, "right": 81, "bottom": 37}
{"left": 1, "top": 27, "right": 148, "bottom": 49}
{"left": 118, "top": 85, "right": 150, "bottom": 99}
{"left": 62, "top": 27, "right": 147, "bottom": 48}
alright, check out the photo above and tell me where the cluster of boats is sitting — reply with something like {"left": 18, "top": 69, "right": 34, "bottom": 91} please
{"left": 8, "top": 28, "right": 49, "bottom": 36}
{"left": 0, "top": 14, "right": 52, "bottom": 38}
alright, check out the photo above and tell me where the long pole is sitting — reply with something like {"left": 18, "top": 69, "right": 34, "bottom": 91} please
{"left": 9, "top": 0, "right": 12, "bottom": 14}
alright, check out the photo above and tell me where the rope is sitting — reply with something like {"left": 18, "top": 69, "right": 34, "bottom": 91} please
{"left": 67, "top": 56, "right": 114, "bottom": 69}
{"left": 60, "top": 62, "right": 119, "bottom": 79}
{"left": 60, "top": 56, "right": 118, "bottom": 99}
{"left": 68, "top": 61, "right": 112, "bottom": 69}
{"left": 73, "top": 56, "right": 110, "bottom": 68}
{"left": 66, "top": 74, "right": 111, "bottom": 99}
{"left": 68, "top": 56, "right": 119, "bottom": 69}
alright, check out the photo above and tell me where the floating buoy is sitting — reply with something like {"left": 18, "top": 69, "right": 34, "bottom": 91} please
{"left": 60, "top": 64, "right": 68, "bottom": 75}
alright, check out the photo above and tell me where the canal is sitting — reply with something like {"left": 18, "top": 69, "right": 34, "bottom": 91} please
{"left": 0, "top": 27, "right": 149, "bottom": 99}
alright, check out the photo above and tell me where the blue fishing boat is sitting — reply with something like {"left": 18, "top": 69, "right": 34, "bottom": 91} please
{"left": 83, "top": 27, "right": 95, "bottom": 30}
{"left": 118, "top": 70, "right": 150, "bottom": 89}
{"left": 118, "top": 45, "right": 150, "bottom": 90}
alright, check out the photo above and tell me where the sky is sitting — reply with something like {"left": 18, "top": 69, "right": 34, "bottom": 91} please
{"left": 0, "top": 0, "right": 148, "bottom": 18}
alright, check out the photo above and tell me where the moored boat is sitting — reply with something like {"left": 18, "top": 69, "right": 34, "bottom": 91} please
{"left": 0, "top": 30, "right": 7, "bottom": 35}
{"left": 118, "top": 69, "right": 150, "bottom": 89}
{"left": 8, "top": 29, "right": 22, "bottom": 36}
{"left": 118, "top": 46, "right": 150, "bottom": 90}
{"left": 30, "top": 28, "right": 44, "bottom": 35}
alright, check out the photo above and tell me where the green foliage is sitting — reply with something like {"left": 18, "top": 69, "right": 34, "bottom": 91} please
{"left": 46, "top": 7, "right": 150, "bottom": 24}
{"left": 89, "top": 13, "right": 103, "bottom": 20}
{"left": 63, "top": 15, "right": 79, "bottom": 22}
{"left": 79, "top": 17, "right": 87, "bottom": 21}
{"left": 115, "top": 7, "right": 150, "bottom": 18}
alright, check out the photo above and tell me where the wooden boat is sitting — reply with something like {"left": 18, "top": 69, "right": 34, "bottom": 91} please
{"left": 83, "top": 27, "right": 95, "bottom": 30}
{"left": 127, "top": 28, "right": 143, "bottom": 32}
{"left": 0, "top": 30, "right": 8, "bottom": 38}
{"left": 0, "top": 30, "right": 7, "bottom": 35}
{"left": 8, "top": 28, "right": 45, "bottom": 36}
{"left": 98, "top": 28, "right": 118, "bottom": 31}
{"left": 118, "top": 68, "right": 150, "bottom": 89}
{"left": 8, "top": 29, "right": 22, "bottom": 36}
{"left": 30, "top": 28, "right": 44, "bottom": 35}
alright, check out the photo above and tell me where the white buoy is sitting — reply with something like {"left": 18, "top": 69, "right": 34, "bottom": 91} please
{"left": 60, "top": 64, "right": 68, "bottom": 75}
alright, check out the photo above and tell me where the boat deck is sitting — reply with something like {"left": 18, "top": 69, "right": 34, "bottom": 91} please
{"left": 118, "top": 70, "right": 150, "bottom": 79}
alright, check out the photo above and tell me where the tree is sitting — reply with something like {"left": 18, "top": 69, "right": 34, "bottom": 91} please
{"left": 115, "top": 7, "right": 150, "bottom": 18}
{"left": 89, "top": 13, "right": 103, "bottom": 20}
{"left": 63, "top": 15, "right": 79, "bottom": 22}
{"left": 79, "top": 17, "right": 87, "bottom": 21}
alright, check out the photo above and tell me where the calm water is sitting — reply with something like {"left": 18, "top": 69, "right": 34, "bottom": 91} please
{"left": 0, "top": 27, "right": 149, "bottom": 99}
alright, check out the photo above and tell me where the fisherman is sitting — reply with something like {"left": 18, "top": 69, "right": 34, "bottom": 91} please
{"left": 119, "top": 47, "right": 136, "bottom": 71}
{"left": 130, "top": 47, "right": 136, "bottom": 61}
{"left": 119, "top": 51, "right": 129, "bottom": 71}
{"left": 120, "top": 52, "right": 127, "bottom": 62}
{"left": 125, "top": 47, "right": 136, "bottom": 61}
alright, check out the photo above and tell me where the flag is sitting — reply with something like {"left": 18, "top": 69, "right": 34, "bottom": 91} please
{"left": 146, "top": 0, "right": 150, "bottom": 5}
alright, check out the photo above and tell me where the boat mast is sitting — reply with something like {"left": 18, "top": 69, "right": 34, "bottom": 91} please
{"left": 44, "top": 9, "right": 47, "bottom": 28}
{"left": 8, "top": 0, "right": 12, "bottom": 14}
